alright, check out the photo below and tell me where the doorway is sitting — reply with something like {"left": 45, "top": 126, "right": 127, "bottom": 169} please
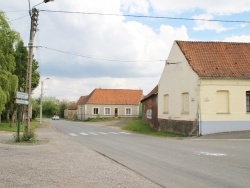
{"left": 114, "top": 108, "right": 118, "bottom": 117}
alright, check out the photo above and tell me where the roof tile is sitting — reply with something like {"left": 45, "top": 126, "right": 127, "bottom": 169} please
{"left": 83, "top": 89, "right": 143, "bottom": 105}
{"left": 176, "top": 41, "right": 250, "bottom": 78}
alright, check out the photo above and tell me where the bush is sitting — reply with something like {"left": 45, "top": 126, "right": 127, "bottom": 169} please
{"left": 21, "top": 131, "right": 36, "bottom": 142}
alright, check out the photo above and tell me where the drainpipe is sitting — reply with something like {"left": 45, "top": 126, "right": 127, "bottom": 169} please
{"left": 197, "top": 78, "right": 202, "bottom": 136}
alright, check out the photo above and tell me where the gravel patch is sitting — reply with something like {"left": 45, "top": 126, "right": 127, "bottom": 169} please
{"left": 0, "top": 123, "right": 160, "bottom": 188}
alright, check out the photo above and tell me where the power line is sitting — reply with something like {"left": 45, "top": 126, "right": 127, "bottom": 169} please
{"left": 9, "top": 14, "right": 29, "bottom": 22}
{"left": 40, "top": 10, "right": 250, "bottom": 24}
{"left": 37, "top": 46, "right": 166, "bottom": 62}
{"left": 3, "top": 10, "right": 28, "bottom": 13}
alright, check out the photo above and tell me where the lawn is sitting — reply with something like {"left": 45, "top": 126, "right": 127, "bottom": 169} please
{"left": 0, "top": 121, "right": 38, "bottom": 132}
{"left": 122, "top": 119, "right": 185, "bottom": 137}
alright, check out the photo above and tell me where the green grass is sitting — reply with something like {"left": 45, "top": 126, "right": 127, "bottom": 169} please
{"left": 122, "top": 119, "right": 185, "bottom": 137}
{"left": 0, "top": 120, "right": 38, "bottom": 132}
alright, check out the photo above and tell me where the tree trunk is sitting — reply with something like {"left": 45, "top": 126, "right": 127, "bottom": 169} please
{"left": 6, "top": 110, "right": 10, "bottom": 123}
{"left": 10, "top": 108, "right": 17, "bottom": 128}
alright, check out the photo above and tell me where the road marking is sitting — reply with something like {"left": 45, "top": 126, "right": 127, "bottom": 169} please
{"left": 120, "top": 132, "right": 131, "bottom": 135}
{"left": 70, "top": 131, "right": 132, "bottom": 136}
{"left": 109, "top": 132, "right": 119, "bottom": 134}
{"left": 88, "top": 132, "right": 98, "bottom": 135}
{"left": 98, "top": 132, "right": 107, "bottom": 135}
{"left": 69, "top": 133, "right": 78, "bottom": 136}
{"left": 197, "top": 151, "right": 226, "bottom": 156}
{"left": 79, "top": 132, "right": 89, "bottom": 136}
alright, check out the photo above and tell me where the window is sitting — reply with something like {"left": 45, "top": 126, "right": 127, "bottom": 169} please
{"left": 93, "top": 108, "right": 99, "bottom": 115}
{"left": 125, "top": 108, "right": 131, "bottom": 115}
{"left": 246, "top": 91, "right": 250, "bottom": 112}
{"left": 147, "top": 109, "right": 152, "bottom": 119}
{"left": 182, "top": 93, "right": 189, "bottom": 114}
{"left": 163, "top": 94, "right": 169, "bottom": 114}
{"left": 104, "top": 107, "right": 111, "bottom": 115}
{"left": 216, "top": 90, "right": 229, "bottom": 113}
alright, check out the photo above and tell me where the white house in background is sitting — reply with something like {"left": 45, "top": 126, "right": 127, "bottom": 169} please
{"left": 158, "top": 41, "right": 250, "bottom": 135}
{"left": 77, "top": 88, "right": 143, "bottom": 120}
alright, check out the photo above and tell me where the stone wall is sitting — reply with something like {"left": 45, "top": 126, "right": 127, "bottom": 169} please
{"left": 158, "top": 119, "right": 198, "bottom": 136}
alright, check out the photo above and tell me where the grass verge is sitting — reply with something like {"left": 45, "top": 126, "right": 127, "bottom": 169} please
{"left": 122, "top": 119, "right": 185, "bottom": 137}
{"left": 0, "top": 121, "right": 37, "bottom": 132}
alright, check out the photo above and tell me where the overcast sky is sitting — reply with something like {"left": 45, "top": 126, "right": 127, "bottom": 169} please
{"left": 1, "top": 0, "right": 250, "bottom": 102}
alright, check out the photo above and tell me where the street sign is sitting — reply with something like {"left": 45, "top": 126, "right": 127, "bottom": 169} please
{"left": 16, "top": 92, "right": 28, "bottom": 99}
{"left": 16, "top": 99, "right": 29, "bottom": 105}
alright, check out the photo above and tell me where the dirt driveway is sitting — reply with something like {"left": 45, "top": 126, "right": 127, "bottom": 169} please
{"left": 0, "top": 122, "right": 159, "bottom": 188}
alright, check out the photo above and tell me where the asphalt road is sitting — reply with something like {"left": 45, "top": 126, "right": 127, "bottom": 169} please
{"left": 50, "top": 119, "right": 250, "bottom": 188}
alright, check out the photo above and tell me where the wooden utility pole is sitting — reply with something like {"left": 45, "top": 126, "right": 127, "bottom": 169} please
{"left": 24, "top": 8, "right": 39, "bottom": 134}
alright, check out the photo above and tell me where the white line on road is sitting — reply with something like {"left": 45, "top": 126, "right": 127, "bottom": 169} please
{"left": 79, "top": 132, "right": 89, "bottom": 136}
{"left": 98, "top": 132, "right": 107, "bottom": 134}
{"left": 120, "top": 132, "right": 131, "bottom": 135}
{"left": 88, "top": 132, "right": 98, "bottom": 135}
{"left": 197, "top": 151, "right": 226, "bottom": 156}
{"left": 109, "top": 132, "right": 119, "bottom": 134}
{"left": 69, "top": 133, "right": 78, "bottom": 137}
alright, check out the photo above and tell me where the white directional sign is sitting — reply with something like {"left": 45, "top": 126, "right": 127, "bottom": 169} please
{"left": 16, "top": 99, "right": 29, "bottom": 105}
{"left": 16, "top": 92, "right": 28, "bottom": 99}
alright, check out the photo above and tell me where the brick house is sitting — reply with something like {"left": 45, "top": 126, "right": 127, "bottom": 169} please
{"left": 141, "top": 85, "right": 159, "bottom": 129}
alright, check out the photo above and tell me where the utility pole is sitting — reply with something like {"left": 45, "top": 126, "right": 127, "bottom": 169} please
{"left": 40, "top": 78, "right": 49, "bottom": 125}
{"left": 24, "top": 0, "right": 54, "bottom": 133}
{"left": 24, "top": 7, "right": 39, "bottom": 134}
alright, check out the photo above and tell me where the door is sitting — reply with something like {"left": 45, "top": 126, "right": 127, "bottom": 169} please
{"left": 114, "top": 108, "right": 118, "bottom": 117}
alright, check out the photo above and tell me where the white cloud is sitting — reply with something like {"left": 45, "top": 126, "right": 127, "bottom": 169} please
{"left": 2, "top": 0, "right": 249, "bottom": 101}
{"left": 192, "top": 14, "right": 231, "bottom": 32}
{"left": 121, "top": 0, "right": 149, "bottom": 14}
{"left": 223, "top": 35, "right": 250, "bottom": 42}
{"left": 147, "top": 0, "right": 250, "bottom": 15}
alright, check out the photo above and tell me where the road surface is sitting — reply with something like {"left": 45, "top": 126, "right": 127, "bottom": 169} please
{"left": 50, "top": 119, "right": 250, "bottom": 188}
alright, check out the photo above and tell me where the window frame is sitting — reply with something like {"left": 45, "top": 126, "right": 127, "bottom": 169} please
{"left": 182, "top": 92, "right": 189, "bottom": 114}
{"left": 125, "top": 107, "right": 132, "bottom": 115}
{"left": 163, "top": 94, "right": 169, "bottom": 114}
{"left": 216, "top": 90, "right": 230, "bottom": 114}
{"left": 93, "top": 107, "right": 99, "bottom": 115}
{"left": 104, "top": 107, "right": 111, "bottom": 115}
{"left": 246, "top": 91, "right": 250, "bottom": 113}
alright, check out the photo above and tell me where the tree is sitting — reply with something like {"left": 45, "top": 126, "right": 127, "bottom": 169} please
{"left": 31, "top": 98, "right": 40, "bottom": 119}
{"left": 0, "top": 12, "right": 40, "bottom": 125}
{"left": 13, "top": 41, "right": 40, "bottom": 125}
{"left": 42, "top": 97, "right": 60, "bottom": 117}
{"left": 0, "top": 12, "right": 19, "bottom": 123}
{"left": 58, "top": 100, "right": 68, "bottom": 118}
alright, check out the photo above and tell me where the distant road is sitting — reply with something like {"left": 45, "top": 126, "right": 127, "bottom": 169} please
{"left": 50, "top": 119, "right": 250, "bottom": 188}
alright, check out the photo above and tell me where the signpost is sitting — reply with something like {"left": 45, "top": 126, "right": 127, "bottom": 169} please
{"left": 16, "top": 92, "right": 29, "bottom": 142}
{"left": 16, "top": 92, "right": 28, "bottom": 100}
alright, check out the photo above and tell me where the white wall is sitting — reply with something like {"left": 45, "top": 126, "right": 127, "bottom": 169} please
{"left": 158, "top": 41, "right": 199, "bottom": 121}
{"left": 199, "top": 79, "right": 250, "bottom": 134}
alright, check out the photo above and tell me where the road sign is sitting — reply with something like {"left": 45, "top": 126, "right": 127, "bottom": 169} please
{"left": 16, "top": 92, "right": 28, "bottom": 99}
{"left": 16, "top": 99, "right": 29, "bottom": 105}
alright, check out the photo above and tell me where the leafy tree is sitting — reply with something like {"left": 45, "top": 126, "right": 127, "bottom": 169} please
{"left": 42, "top": 97, "right": 60, "bottom": 117}
{"left": 31, "top": 98, "right": 40, "bottom": 119}
{"left": 0, "top": 12, "right": 40, "bottom": 125}
{"left": 58, "top": 100, "right": 68, "bottom": 118}
{"left": 0, "top": 12, "right": 19, "bottom": 123}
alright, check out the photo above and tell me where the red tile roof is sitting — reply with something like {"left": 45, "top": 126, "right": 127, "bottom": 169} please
{"left": 176, "top": 41, "right": 250, "bottom": 78}
{"left": 68, "top": 96, "right": 87, "bottom": 110}
{"left": 67, "top": 103, "right": 77, "bottom": 110}
{"left": 82, "top": 88, "right": 143, "bottom": 105}
{"left": 141, "top": 85, "right": 158, "bottom": 102}
{"left": 77, "top": 96, "right": 87, "bottom": 105}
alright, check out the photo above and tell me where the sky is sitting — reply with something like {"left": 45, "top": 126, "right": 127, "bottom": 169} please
{"left": 1, "top": 0, "right": 250, "bottom": 102}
